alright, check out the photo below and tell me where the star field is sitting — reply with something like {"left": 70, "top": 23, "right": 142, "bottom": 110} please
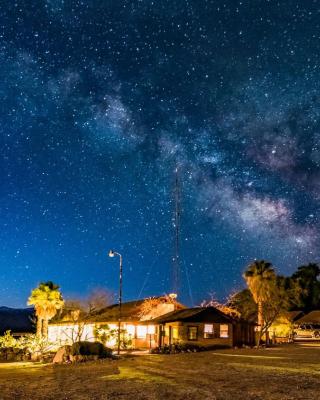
{"left": 1, "top": 0, "right": 320, "bottom": 307}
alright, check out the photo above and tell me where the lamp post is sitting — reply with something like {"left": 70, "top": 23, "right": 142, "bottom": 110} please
{"left": 108, "top": 249, "right": 123, "bottom": 356}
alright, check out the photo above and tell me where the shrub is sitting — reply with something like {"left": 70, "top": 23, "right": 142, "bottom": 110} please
{"left": 70, "top": 341, "right": 112, "bottom": 358}
{"left": 0, "top": 331, "right": 17, "bottom": 348}
{"left": 94, "top": 325, "right": 132, "bottom": 350}
{"left": 150, "top": 343, "right": 226, "bottom": 354}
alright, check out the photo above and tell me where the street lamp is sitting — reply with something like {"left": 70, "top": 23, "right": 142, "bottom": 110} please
{"left": 108, "top": 249, "right": 123, "bottom": 356}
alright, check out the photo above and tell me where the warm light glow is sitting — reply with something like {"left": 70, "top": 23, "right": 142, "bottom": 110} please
{"left": 220, "top": 324, "right": 229, "bottom": 338}
{"left": 126, "top": 324, "right": 135, "bottom": 336}
{"left": 48, "top": 323, "right": 95, "bottom": 348}
{"left": 204, "top": 324, "right": 214, "bottom": 339}
{"left": 136, "top": 325, "right": 148, "bottom": 338}
{"left": 147, "top": 325, "right": 155, "bottom": 335}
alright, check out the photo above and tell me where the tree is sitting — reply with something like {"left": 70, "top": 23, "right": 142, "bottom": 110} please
{"left": 243, "top": 260, "right": 276, "bottom": 345}
{"left": 87, "top": 288, "right": 114, "bottom": 314}
{"left": 227, "top": 289, "right": 257, "bottom": 323}
{"left": 138, "top": 297, "right": 165, "bottom": 319}
{"left": 291, "top": 263, "right": 320, "bottom": 312}
{"left": 58, "top": 288, "right": 114, "bottom": 344}
{"left": 27, "top": 281, "right": 64, "bottom": 338}
{"left": 138, "top": 295, "right": 179, "bottom": 320}
{"left": 259, "top": 276, "right": 299, "bottom": 342}
{"left": 243, "top": 261, "right": 301, "bottom": 346}
{"left": 200, "top": 295, "right": 241, "bottom": 319}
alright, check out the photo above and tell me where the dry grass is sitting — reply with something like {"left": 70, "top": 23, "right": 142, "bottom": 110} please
{"left": 0, "top": 343, "right": 320, "bottom": 400}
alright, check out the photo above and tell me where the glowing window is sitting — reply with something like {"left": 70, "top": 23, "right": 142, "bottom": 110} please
{"left": 172, "top": 327, "right": 179, "bottom": 339}
{"left": 187, "top": 326, "right": 198, "bottom": 341}
{"left": 126, "top": 325, "right": 135, "bottom": 337}
{"left": 220, "top": 324, "right": 229, "bottom": 338}
{"left": 147, "top": 325, "right": 155, "bottom": 335}
{"left": 137, "top": 326, "right": 147, "bottom": 338}
{"left": 204, "top": 324, "right": 214, "bottom": 339}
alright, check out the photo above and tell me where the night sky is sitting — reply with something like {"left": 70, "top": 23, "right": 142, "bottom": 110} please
{"left": 1, "top": 1, "right": 320, "bottom": 308}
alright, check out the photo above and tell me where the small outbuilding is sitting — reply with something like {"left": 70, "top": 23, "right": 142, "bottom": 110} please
{"left": 295, "top": 310, "right": 320, "bottom": 325}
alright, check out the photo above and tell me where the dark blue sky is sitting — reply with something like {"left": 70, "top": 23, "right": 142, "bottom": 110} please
{"left": 1, "top": 0, "right": 320, "bottom": 307}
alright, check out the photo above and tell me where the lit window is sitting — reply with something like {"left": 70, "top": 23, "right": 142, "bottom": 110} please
{"left": 136, "top": 326, "right": 147, "bottom": 338}
{"left": 147, "top": 325, "right": 155, "bottom": 335}
{"left": 220, "top": 324, "right": 229, "bottom": 338}
{"left": 172, "top": 327, "right": 179, "bottom": 339}
{"left": 126, "top": 325, "right": 135, "bottom": 337}
{"left": 188, "top": 326, "right": 198, "bottom": 341}
{"left": 204, "top": 324, "right": 214, "bottom": 339}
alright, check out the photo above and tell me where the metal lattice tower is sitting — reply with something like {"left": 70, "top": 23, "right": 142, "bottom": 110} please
{"left": 172, "top": 164, "right": 181, "bottom": 295}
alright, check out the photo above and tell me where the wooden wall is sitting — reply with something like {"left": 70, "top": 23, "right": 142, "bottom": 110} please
{"left": 160, "top": 322, "right": 233, "bottom": 348}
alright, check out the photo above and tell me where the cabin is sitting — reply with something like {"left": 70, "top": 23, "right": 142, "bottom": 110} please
{"left": 151, "top": 307, "right": 255, "bottom": 348}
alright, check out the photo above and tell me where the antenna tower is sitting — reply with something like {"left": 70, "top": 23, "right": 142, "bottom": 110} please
{"left": 172, "top": 164, "right": 181, "bottom": 295}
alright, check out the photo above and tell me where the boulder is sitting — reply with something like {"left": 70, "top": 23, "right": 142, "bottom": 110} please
{"left": 52, "top": 345, "right": 72, "bottom": 364}
{"left": 70, "top": 341, "right": 112, "bottom": 359}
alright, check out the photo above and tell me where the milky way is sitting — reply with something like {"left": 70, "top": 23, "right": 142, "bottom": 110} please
{"left": 1, "top": 1, "right": 320, "bottom": 307}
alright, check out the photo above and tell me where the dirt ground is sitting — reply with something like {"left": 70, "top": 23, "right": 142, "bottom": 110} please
{"left": 0, "top": 343, "right": 319, "bottom": 400}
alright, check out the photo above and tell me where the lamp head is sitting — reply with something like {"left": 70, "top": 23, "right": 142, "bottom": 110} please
{"left": 108, "top": 250, "right": 115, "bottom": 258}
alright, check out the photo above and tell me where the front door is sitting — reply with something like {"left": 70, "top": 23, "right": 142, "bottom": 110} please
{"left": 169, "top": 326, "right": 173, "bottom": 345}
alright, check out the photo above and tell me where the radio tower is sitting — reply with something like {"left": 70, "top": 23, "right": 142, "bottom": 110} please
{"left": 172, "top": 164, "right": 181, "bottom": 295}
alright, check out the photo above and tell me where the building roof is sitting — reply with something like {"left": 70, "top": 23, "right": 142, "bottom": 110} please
{"left": 150, "top": 306, "right": 234, "bottom": 324}
{"left": 295, "top": 310, "right": 320, "bottom": 324}
{"left": 51, "top": 297, "right": 185, "bottom": 325}
{"left": 0, "top": 307, "right": 35, "bottom": 335}
{"left": 285, "top": 310, "right": 304, "bottom": 322}
{"left": 89, "top": 299, "right": 148, "bottom": 323}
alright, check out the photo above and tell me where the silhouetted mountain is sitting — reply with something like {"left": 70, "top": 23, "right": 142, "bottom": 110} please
{"left": 0, "top": 306, "right": 35, "bottom": 335}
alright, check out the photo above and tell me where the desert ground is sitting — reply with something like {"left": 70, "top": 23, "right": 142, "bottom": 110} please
{"left": 0, "top": 343, "right": 319, "bottom": 400}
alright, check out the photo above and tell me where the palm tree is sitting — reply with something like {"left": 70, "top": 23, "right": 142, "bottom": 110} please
{"left": 243, "top": 260, "right": 276, "bottom": 343}
{"left": 28, "top": 281, "right": 64, "bottom": 338}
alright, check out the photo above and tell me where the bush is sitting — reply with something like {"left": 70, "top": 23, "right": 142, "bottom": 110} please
{"left": 70, "top": 341, "right": 113, "bottom": 358}
{"left": 94, "top": 325, "right": 132, "bottom": 350}
{"left": 0, "top": 331, "right": 17, "bottom": 348}
{"left": 150, "top": 343, "right": 229, "bottom": 354}
{"left": 0, "top": 331, "right": 54, "bottom": 362}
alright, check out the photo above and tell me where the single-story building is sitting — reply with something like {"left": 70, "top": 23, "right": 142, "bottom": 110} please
{"left": 48, "top": 300, "right": 255, "bottom": 349}
{"left": 270, "top": 311, "right": 304, "bottom": 342}
{"left": 48, "top": 297, "right": 184, "bottom": 349}
{"left": 151, "top": 306, "right": 255, "bottom": 348}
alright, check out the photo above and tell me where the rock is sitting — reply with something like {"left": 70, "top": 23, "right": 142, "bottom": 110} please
{"left": 70, "top": 341, "right": 112, "bottom": 359}
{"left": 52, "top": 345, "right": 72, "bottom": 364}
{"left": 31, "top": 351, "right": 42, "bottom": 362}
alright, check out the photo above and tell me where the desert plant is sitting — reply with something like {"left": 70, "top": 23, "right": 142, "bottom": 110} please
{"left": 18, "top": 334, "right": 53, "bottom": 355}
{"left": 0, "top": 331, "right": 17, "bottom": 348}
{"left": 94, "top": 324, "right": 132, "bottom": 350}
{"left": 243, "top": 260, "right": 276, "bottom": 345}
{"left": 27, "top": 281, "right": 64, "bottom": 338}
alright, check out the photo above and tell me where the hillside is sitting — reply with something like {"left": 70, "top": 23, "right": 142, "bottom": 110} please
{"left": 0, "top": 307, "right": 34, "bottom": 335}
